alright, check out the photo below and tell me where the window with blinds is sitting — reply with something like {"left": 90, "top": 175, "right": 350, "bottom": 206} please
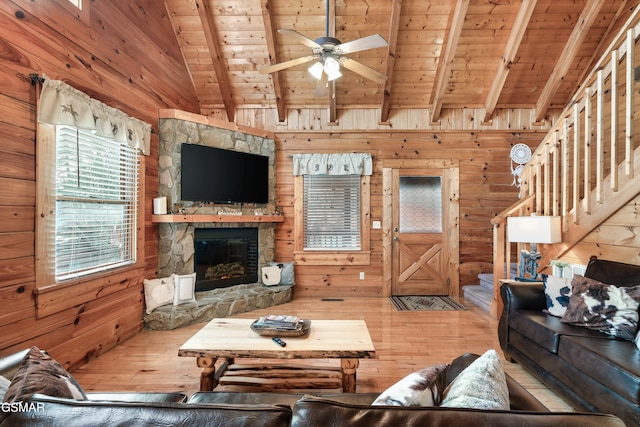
{"left": 54, "top": 125, "right": 139, "bottom": 280}
{"left": 303, "top": 174, "right": 361, "bottom": 250}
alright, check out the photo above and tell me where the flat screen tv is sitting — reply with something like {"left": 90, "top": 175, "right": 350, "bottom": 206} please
{"left": 181, "top": 144, "right": 269, "bottom": 204}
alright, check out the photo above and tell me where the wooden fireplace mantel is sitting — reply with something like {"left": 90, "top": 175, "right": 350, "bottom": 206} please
{"left": 151, "top": 214, "right": 285, "bottom": 224}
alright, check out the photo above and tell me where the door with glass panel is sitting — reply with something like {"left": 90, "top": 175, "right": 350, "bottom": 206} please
{"left": 391, "top": 168, "right": 459, "bottom": 296}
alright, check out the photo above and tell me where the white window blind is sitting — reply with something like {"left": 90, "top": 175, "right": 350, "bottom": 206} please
{"left": 55, "top": 125, "right": 139, "bottom": 280}
{"left": 303, "top": 174, "right": 361, "bottom": 250}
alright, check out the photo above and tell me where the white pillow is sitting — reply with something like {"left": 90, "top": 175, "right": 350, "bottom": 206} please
{"left": 173, "top": 273, "right": 197, "bottom": 305}
{"left": 635, "top": 330, "right": 640, "bottom": 351}
{"left": 440, "top": 349, "right": 510, "bottom": 410}
{"left": 0, "top": 375, "right": 10, "bottom": 401}
{"left": 143, "top": 275, "right": 175, "bottom": 314}
{"left": 372, "top": 364, "right": 448, "bottom": 406}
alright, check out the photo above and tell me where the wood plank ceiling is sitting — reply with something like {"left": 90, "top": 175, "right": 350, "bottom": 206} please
{"left": 163, "top": 0, "right": 637, "bottom": 124}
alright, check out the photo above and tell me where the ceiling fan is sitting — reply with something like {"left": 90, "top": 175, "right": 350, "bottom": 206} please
{"left": 259, "top": 2, "right": 388, "bottom": 97}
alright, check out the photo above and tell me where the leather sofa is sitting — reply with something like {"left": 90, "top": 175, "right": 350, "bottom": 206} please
{"left": 0, "top": 349, "right": 624, "bottom": 426}
{"left": 499, "top": 258, "right": 640, "bottom": 427}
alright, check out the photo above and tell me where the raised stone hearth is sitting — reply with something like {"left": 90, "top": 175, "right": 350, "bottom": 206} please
{"left": 143, "top": 284, "right": 293, "bottom": 330}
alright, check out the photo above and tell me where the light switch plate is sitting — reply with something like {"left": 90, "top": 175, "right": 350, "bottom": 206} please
{"left": 372, "top": 220, "right": 381, "bottom": 229}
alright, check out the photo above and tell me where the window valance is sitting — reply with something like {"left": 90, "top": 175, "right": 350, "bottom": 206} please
{"left": 292, "top": 153, "right": 372, "bottom": 176}
{"left": 38, "top": 75, "right": 151, "bottom": 155}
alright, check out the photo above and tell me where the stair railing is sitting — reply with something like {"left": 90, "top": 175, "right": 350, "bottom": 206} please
{"left": 490, "top": 7, "right": 640, "bottom": 318}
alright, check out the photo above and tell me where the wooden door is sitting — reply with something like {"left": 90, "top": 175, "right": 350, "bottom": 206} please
{"left": 390, "top": 167, "right": 459, "bottom": 296}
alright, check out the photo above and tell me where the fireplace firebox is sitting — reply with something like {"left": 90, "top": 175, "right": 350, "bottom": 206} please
{"left": 194, "top": 228, "right": 259, "bottom": 292}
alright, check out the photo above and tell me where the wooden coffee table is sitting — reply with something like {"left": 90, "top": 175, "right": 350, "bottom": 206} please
{"left": 178, "top": 318, "right": 375, "bottom": 393}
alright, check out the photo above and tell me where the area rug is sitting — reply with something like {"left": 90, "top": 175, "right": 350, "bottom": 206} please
{"left": 390, "top": 295, "right": 468, "bottom": 311}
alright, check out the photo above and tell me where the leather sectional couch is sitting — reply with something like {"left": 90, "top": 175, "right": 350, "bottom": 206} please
{"left": 0, "top": 349, "right": 625, "bottom": 426}
{"left": 499, "top": 258, "right": 640, "bottom": 427}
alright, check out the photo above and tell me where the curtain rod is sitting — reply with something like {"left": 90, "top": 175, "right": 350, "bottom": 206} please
{"left": 29, "top": 73, "right": 45, "bottom": 85}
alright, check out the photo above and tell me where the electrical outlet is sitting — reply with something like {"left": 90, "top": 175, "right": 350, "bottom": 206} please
{"left": 359, "top": 272, "right": 365, "bottom": 280}
{"left": 372, "top": 220, "right": 381, "bottom": 229}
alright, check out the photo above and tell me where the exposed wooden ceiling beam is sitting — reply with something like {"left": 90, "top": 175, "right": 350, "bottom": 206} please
{"left": 572, "top": 0, "right": 631, "bottom": 96}
{"left": 535, "top": 0, "right": 605, "bottom": 122}
{"left": 483, "top": 0, "right": 537, "bottom": 123}
{"left": 261, "top": 0, "right": 286, "bottom": 122}
{"left": 430, "top": 0, "right": 470, "bottom": 123}
{"left": 196, "top": 0, "right": 236, "bottom": 122}
{"left": 380, "top": 0, "right": 402, "bottom": 124}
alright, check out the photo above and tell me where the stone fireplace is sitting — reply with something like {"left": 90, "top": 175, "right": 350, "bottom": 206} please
{"left": 144, "top": 116, "right": 292, "bottom": 331}
{"left": 156, "top": 117, "right": 278, "bottom": 281}
{"left": 194, "top": 227, "right": 259, "bottom": 292}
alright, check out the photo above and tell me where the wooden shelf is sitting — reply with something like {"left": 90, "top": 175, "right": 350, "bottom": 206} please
{"left": 151, "top": 214, "right": 284, "bottom": 223}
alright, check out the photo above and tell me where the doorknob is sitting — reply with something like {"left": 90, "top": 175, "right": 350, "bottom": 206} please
{"left": 393, "top": 236, "right": 399, "bottom": 241}
{"left": 393, "top": 228, "right": 398, "bottom": 232}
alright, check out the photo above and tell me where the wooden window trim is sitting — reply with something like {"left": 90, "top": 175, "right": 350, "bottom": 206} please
{"left": 35, "top": 122, "right": 145, "bottom": 317}
{"left": 293, "top": 174, "right": 370, "bottom": 266}
{"left": 55, "top": 0, "right": 90, "bottom": 25}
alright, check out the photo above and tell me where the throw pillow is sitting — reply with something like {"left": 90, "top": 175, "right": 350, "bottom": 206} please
{"left": 542, "top": 274, "right": 572, "bottom": 317}
{"left": 269, "top": 262, "right": 296, "bottom": 286}
{"left": 0, "top": 375, "right": 10, "bottom": 401}
{"left": 440, "top": 349, "right": 510, "bottom": 410}
{"left": 371, "top": 364, "right": 448, "bottom": 406}
{"left": 635, "top": 330, "right": 640, "bottom": 351}
{"left": 3, "top": 347, "right": 87, "bottom": 403}
{"left": 173, "top": 273, "right": 197, "bottom": 305}
{"left": 143, "top": 275, "right": 175, "bottom": 314}
{"left": 561, "top": 275, "right": 640, "bottom": 341}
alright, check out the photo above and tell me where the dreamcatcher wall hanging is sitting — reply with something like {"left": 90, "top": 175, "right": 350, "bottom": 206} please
{"left": 510, "top": 143, "right": 531, "bottom": 187}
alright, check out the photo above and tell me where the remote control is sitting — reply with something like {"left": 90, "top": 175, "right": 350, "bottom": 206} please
{"left": 272, "top": 337, "right": 286, "bottom": 347}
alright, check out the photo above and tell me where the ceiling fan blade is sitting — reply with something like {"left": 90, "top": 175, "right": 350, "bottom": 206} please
{"left": 278, "top": 29, "right": 322, "bottom": 49}
{"left": 335, "top": 34, "right": 387, "bottom": 54}
{"left": 340, "top": 58, "right": 388, "bottom": 84}
{"left": 259, "top": 56, "right": 316, "bottom": 74}
{"left": 314, "top": 72, "right": 328, "bottom": 97}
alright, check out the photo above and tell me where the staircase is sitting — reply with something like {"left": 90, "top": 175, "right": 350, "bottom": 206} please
{"left": 463, "top": 264, "right": 518, "bottom": 313}
{"left": 489, "top": 10, "right": 640, "bottom": 319}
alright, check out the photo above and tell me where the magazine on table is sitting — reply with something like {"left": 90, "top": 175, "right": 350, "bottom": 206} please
{"left": 252, "top": 314, "right": 304, "bottom": 331}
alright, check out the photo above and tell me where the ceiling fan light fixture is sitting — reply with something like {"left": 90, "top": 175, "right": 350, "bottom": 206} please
{"left": 323, "top": 57, "right": 341, "bottom": 81}
{"left": 308, "top": 62, "right": 324, "bottom": 80}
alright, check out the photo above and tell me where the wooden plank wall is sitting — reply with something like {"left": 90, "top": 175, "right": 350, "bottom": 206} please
{"left": 273, "top": 130, "right": 546, "bottom": 298}
{"left": 0, "top": 0, "right": 198, "bottom": 369}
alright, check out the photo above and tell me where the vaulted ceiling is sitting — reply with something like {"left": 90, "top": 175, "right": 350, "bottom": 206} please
{"left": 163, "top": 0, "right": 638, "bottom": 124}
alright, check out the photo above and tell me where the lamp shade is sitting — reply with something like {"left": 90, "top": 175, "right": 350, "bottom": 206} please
{"left": 507, "top": 215, "right": 562, "bottom": 244}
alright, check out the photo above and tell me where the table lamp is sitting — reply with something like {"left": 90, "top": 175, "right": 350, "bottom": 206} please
{"left": 507, "top": 215, "right": 562, "bottom": 281}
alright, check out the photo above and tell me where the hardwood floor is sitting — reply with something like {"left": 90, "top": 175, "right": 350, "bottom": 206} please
{"left": 71, "top": 295, "right": 574, "bottom": 412}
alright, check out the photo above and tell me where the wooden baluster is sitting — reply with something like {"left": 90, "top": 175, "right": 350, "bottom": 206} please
{"left": 584, "top": 86, "right": 592, "bottom": 215}
{"left": 561, "top": 119, "right": 570, "bottom": 231}
{"left": 610, "top": 49, "right": 619, "bottom": 192}
{"left": 573, "top": 103, "right": 581, "bottom": 224}
{"left": 552, "top": 132, "right": 559, "bottom": 216}
{"left": 596, "top": 69, "right": 604, "bottom": 204}
{"left": 543, "top": 143, "right": 550, "bottom": 214}
{"left": 625, "top": 28, "right": 634, "bottom": 178}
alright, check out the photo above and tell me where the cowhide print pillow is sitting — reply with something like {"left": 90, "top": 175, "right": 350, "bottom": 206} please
{"left": 561, "top": 275, "right": 640, "bottom": 341}
{"left": 440, "top": 349, "right": 510, "bottom": 410}
{"left": 3, "top": 347, "right": 87, "bottom": 403}
{"left": 542, "top": 274, "right": 572, "bottom": 317}
{"left": 372, "top": 363, "right": 449, "bottom": 406}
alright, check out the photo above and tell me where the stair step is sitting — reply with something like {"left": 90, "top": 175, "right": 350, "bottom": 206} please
{"left": 462, "top": 285, "right": 492, "bottom": 313}
{"left": 478, "top": 273, "right": 494, "bottom": 291}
